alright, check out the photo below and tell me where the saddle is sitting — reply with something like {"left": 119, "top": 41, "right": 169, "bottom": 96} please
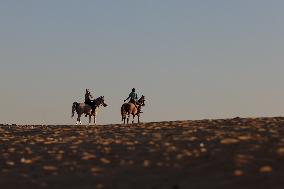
{"left": 84, "top": 100, "right": 96, "bottom": 116}
{"left": 129, "top": 99, "right": 143, "bottom": 113}
{"left": 129, "top": 99, "right": 137, "bottom": 105}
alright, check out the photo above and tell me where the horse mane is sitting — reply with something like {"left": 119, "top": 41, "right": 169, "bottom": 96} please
{"left": 138, "top": 95, "right": 145, "bottom": 102}
{"left": 95, "top": 96, "right": 103, "bottom": 100}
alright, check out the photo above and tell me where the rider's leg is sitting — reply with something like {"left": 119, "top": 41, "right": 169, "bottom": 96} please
{"left": 91, "top": 106, "right": 96, "bottom": 115}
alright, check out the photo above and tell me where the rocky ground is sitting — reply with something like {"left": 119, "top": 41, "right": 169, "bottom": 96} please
{"left": 1, "top": 117, "right": 284, "bottom": 189}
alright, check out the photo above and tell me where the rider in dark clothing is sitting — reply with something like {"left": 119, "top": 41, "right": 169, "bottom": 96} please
{"left": 85, "top": 89, "right": 93, "bottom": 105}
{"left": 84, "top": 89, "right": 95, "bottom": 116}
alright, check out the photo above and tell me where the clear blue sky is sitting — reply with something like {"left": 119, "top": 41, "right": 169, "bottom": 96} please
{"left": 1, "top": 0, "right": 284, "bottom": 125}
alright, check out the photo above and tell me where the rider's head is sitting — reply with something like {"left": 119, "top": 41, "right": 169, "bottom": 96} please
{"left": 132, "top": 88, "right": 135, "bottom": 92}
{"left": 86, "top": 89, "right": 90, "bottom": 93}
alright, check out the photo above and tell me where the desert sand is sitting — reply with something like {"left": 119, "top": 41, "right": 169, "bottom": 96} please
{"left": 1, "top": 117, "right": 284, "bottom": 189}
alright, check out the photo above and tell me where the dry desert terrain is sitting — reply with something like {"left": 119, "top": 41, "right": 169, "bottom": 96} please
{"left": 1, "top": 117, "right": 284, "bottom": 189}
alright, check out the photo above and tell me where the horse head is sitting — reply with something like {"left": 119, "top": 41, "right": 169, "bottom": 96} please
{"left": 97, "top": 96, "right": 108, "bottom": 107}
{"left": 138, "top": 95, "right": 145, "bottom": 106}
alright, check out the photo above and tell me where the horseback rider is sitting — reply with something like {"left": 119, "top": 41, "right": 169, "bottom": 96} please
{"left": 84, "top": 89, "right": 96, "bottom": 116}
{"left": 124, "top": 88, "right": 138, "bottom": 106}
{"left": 85, "top": 89, "right": 93, "bottom": 105}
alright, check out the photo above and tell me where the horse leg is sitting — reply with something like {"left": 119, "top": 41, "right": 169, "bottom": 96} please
{"left": 138, "top": 115, "right": 140, "bottom": 124}
{"left": 121, "top": 109, "right": 125, "bottom": 124}
{"left": 90, "top": 110, "right": 96, "bottom": 125}
{"left": 94, "top": 114, "right": 97, "bottom": 125}
{"left": 122, "top": 115, "right": 125, "bottom": 123}
{"left": 79, "top": 115, "right": 82, "bottom": 125}
{"left": 122, "top": 114, "right": 126, "bottom": 124}
{"left": 79, "top": 113, "right": 83, "bottom": 125}
{"left": 77, "top": 114, "right": 81, "bottom": 125}
{"left": 88, "top": 115, "right": 91, "bottom": 125}
{"left": 127, "top": 114, "right": 130, "bottom": 125}
{"left": 132, "top": 114, "right": 135, "bottom": 124}
{"left": 123, "top": 114, "right": 126, "bottom": 124}
{"left": 76, "top": 114, "right": 80, "bottom": 125}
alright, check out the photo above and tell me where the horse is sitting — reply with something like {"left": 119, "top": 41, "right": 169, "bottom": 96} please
{"left": 72, "top": 96, "right": 107, "bottom": 125}
{"left": 121, "top": 95, "right": 145, "bottom": 124}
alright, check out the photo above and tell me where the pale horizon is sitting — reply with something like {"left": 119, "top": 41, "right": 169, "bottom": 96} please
{"left": 1, "top": 1, "right": 284, "bottom": 125}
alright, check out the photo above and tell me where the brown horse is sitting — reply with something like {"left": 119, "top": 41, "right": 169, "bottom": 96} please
{"left": 72, "top": 96, "right": 107, "bottom": 125}
{"left": 121, "top": 95, "right": 145, "bottom": 124}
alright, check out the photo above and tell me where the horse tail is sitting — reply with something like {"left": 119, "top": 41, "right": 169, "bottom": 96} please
{"left": 72, "top": 102, "right": 78, "bottom": 118}
{"left": 121, "top": 104, "right": 126, "bottom": 121}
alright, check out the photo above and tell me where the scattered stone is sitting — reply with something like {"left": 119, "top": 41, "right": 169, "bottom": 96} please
{"left": 20, "top": 158, "right": 33, "bottom": 164}
{"left": 143, "top": 160, "right": 150, "bottom": 167}
{"left": 43, "top": 165, "right": 58, "bottom": 171}
{"left": 259, "top": 166, "right": 273, "bottom": 173}
{"left": 234, "top": 169, "right": 243, "bottom": 176}
{"left": 220, "top": 138, "right": 239, "bottom": 144}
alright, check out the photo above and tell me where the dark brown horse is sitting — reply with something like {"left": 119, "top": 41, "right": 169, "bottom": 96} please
{"left": 121, "top": 95, "right": 145, "bottom": 124}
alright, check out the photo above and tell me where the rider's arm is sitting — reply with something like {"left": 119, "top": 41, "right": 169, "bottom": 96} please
{"left": 124, "top": 93, "right": 131, "bottom": 101}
